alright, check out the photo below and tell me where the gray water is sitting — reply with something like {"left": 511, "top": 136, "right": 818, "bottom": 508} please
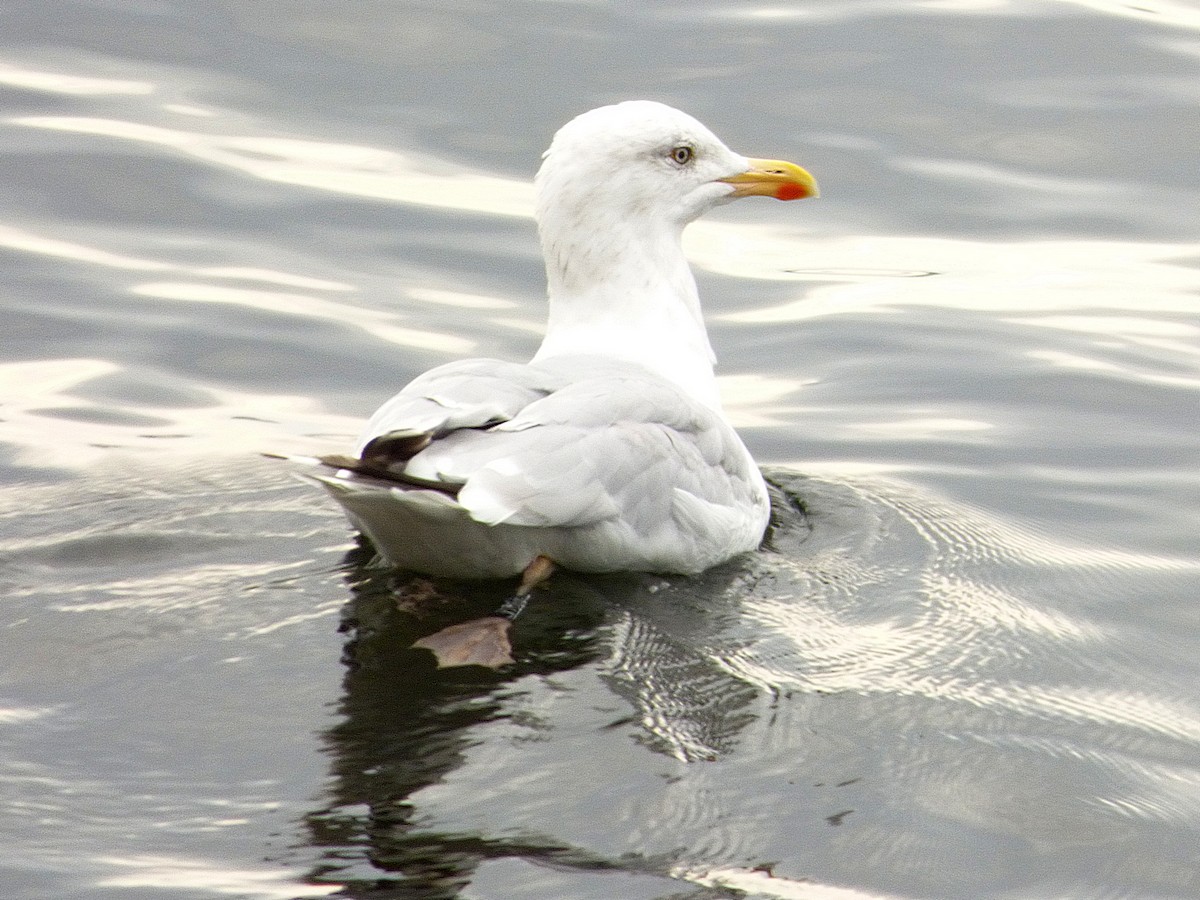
{"left": 2, "top": 2, "right": 1199, "bottom": 898}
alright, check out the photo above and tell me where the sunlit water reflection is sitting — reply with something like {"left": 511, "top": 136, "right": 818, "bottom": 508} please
{"left": 2, "top": 1, "right": 1199, "bottom": 898}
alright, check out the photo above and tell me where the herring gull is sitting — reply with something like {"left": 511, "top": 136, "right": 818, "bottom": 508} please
{"left": 306, "top": 100, "right": 817, "bottom": 665}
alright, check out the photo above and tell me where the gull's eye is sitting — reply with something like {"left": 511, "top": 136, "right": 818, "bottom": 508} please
{"left": 669, "top": 145, "right": 694, "bottom": 166}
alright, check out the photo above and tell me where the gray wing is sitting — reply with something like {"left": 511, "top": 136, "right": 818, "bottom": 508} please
{"left": 355, "top": 358, "right": 567, "bottom": 457}
{"left": 397, "top": 363, "right": 763, "bottom": 533}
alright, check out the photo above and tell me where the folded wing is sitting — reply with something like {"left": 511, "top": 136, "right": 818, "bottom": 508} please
{"left": 352, "top": 356, "right": 762, "bottom": 536}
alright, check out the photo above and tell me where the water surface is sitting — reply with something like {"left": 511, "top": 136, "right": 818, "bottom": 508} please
{"left": 2, "top": 2, "right": 1198, "bottom": 898}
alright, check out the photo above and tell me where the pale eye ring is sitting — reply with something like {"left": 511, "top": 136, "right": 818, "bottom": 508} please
{"left": 670, "top": 145, "right": 694, "bottom": 166}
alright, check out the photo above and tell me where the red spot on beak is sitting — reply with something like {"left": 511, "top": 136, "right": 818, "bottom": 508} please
{"left": 775, "top": 182, "right": 807, "bottom": 202}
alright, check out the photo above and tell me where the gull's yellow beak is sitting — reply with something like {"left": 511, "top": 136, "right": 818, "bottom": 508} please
{"left": 720, "top": 158, "right": 819, "bottom": 201}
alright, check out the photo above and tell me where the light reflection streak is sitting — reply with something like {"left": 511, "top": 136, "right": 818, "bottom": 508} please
{"left": 982, "top": 73, "right": 1200, "bottom": 109}
{"left": 0, "top": 224, "right": 172, "bottom": 271}
{"left": 485, "top": 316, "right": 547, "bottom": 336}
{"left": 717, "top": 373, "right": 816, "bottom": 428}
{"left": 898, "top": 155, "right": 1116, "bottom": 196}
{"left": 1011, "top": 314, "right": 1199, "bottom": 339}
{"left": 0, "top": 63, "right": 153, "bottom": 96}
{"left": 1014, "top": 313, "right": 1200, "bottom": 386}
{"left": 1051, "top": 0, "right": 1200, "bottom": 31}
{"left": 406, "top": 286, "right": 517, "bottom": 309}
{"left": 93, "top": 854, "right": 340, "bottom": 899}
{"left": 130, "top": 281, "right": 475, "bottom": 355}
{"left": 704, "top": 0, "right": 1200, "bottom": 31}
{"left": 1027, "top": 348, "right": 1200, "bottom": 390}
{"left": 0, "top": 705, "right": 57, "bottom": 725}
{"left": 844, "top": 417, "right": 994, "bottom": 439}
{"left": 0, "top": 222, "right": 474, "bottom": 357}
{"left": 705, "top": 1, "right": 1006, "bottom": 22}
{"left": 162, "top": 103, "right": 217, "bottom": 118}
{"left": 0, "top": 358, "right": 362, "bottom": 470}
{"left": 706, "top": 229, "right": 1200, "bottom": 328}
{"left": 196, "top": 267, "right": 354, "bottom": 292}
{"left": 242, "top": 604, "right": 343, "bottom": 637}
{"left": 1091, "top": 761, "right": 1200, "bottom": 824}
{"left": 698, "top": 232, "right": 1198, "bottom": 446}
{"left": 13, "top": 115, "right": 535, "bottom": 218}
{"left": 0, "top": 358, "right": 119, "bottom": 399}
{"left": 49, "top": 561, "right": 313, "bottom": 613}
{"left": 675, "top": 864, "right": 912, "bottom": 899}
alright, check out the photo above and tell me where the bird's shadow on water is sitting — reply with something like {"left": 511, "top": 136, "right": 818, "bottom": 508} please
{"left": 302, "top": 469, "right": 819, "bottom": 896}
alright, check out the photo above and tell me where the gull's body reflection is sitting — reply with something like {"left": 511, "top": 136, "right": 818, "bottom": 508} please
{"left": 301, "top": 479, "right": 813, "bottom": 895}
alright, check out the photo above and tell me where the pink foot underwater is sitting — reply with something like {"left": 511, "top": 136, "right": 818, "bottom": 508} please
{"left": 411, "top": 616, "right": 514, "bottom": 669}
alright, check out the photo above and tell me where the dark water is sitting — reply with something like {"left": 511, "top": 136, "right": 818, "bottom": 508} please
{"left": 3, "top": 2, "right": 1199, "bottom": 898}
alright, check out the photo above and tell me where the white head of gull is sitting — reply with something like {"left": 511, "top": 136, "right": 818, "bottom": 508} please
{"left": 307, "top": 100, "right": 817, "bottom": 666}
{"left": 533, "top": 101, "right": 815, "bottom": 410}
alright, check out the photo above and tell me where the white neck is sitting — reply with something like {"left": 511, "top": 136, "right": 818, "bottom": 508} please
{"left": 531, "top": 218, "right": 721, "bottom": 410}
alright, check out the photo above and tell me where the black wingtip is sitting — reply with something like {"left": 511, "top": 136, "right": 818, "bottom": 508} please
{"left": 361, "top": 430, "right": 434, "bottom": 465}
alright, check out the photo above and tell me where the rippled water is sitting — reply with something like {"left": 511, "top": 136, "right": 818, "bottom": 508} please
{"left": 2, "top": 2, "right": 1199, "bottom": 898}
